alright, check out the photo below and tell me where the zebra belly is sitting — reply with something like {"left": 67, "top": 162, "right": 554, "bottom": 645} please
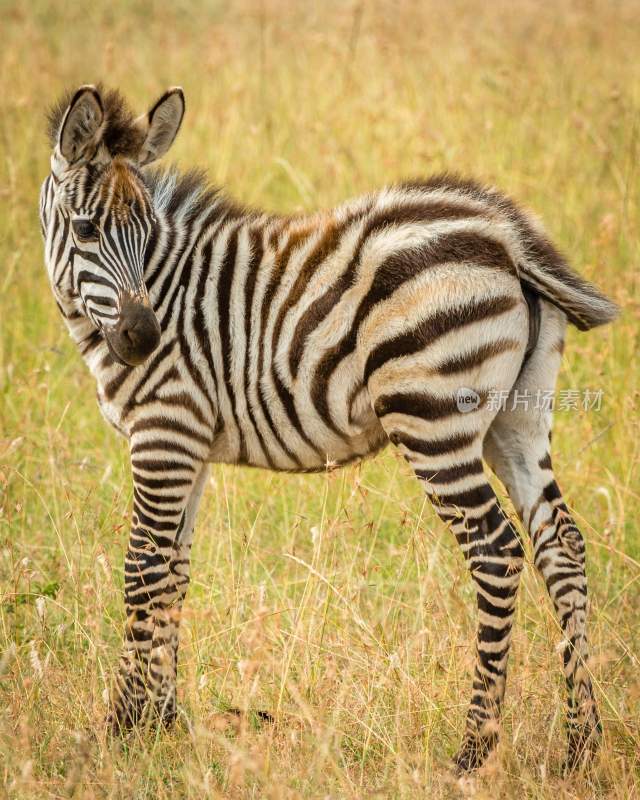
{"left": 208, "top": 382, "right": 388, "bottom": 472}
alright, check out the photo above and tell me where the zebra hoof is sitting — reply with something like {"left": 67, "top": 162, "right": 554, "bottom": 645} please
{"left": 564, "top": 722, "right": 602, "bottom": 774}
{"left": 153, "top": 706, "right": 178, "bottom": 728}
{"left": 106, "top": 706, "right": 142, "bottom": 735}
{"left": 106, "top": 691, "right": 150, "bottom": 734}
{"left": 452, "top": 733, "right": 498, "bottom": 774}
{"left": 150, "top": 695, "right": 178, "bottom": 728}
{"left": 227, "top": 707, "right": 275, "bottom": 727}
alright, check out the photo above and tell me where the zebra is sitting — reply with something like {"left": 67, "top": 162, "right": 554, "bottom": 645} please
{"left": 40, "top": 84, "right": 618, "bottom": 773}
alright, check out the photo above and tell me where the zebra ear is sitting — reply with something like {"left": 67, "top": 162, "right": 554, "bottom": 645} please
{"left": 136, "top": 88, "right": 185, "bottom": 167}
{"left": 58, "top": 86, "right": 104, "bottom": 164}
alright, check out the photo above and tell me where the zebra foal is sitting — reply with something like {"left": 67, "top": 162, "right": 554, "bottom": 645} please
{"left": 40, "top": 84, "right": 618, "bottom": 772}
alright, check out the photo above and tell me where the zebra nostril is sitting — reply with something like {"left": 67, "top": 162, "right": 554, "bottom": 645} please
{"left": 121, "top": 318, "right": 146, "bottom": 345}
{"left": 118, "top": 320, "right": 137, "bottom": 346}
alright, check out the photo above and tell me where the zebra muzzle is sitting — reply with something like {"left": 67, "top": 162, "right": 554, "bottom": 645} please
{"left": 105, "top": 295, "right": 161, "bottom": 367}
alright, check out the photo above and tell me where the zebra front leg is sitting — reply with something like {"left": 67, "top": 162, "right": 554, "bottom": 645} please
{"left": 108, "top": 445, "right": 205, "bottom": 732}
{"left": 148, "top": 465, "right": 209, "bottom": 724}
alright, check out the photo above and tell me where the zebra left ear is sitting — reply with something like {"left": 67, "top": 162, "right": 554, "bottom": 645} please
{"left": 58, "top": 85, "right": 104, "bottom": 164}
{"left": 136, "top": 88, "right": 185, "bottom": 167}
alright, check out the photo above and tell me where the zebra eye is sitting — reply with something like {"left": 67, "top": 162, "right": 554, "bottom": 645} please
{"left": 72, "top": 219, "right": 98, "bottom": 242}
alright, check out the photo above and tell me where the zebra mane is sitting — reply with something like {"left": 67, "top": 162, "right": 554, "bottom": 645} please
{"left": 47, "top": 83, "right": 145, "bottom": 158}
{"left": 143, "top": 166, "right": 246, "bottom": 224}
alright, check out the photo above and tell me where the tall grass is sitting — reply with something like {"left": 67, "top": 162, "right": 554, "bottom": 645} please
{"left": 0, "top": 1, "right": 638, "bottom": 796}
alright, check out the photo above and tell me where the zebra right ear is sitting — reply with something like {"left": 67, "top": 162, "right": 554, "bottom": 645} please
{"left": 58, "top": 86, "right": 104, "bottom": 164}
{"left": 135, "top": 87, "right": 185, "bottom": 167}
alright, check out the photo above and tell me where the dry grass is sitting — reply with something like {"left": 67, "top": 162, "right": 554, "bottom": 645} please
{"left": 1, "top": 0, "right": 639, "bottom": 797}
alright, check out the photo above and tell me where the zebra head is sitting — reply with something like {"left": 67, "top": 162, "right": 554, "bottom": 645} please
{"left": 43, "top": 85, "right": 185, "bottom": 366}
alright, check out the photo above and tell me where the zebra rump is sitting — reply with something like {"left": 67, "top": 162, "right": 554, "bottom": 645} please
{"left": 402, "top": 176, "right": 619, "bottom": 331}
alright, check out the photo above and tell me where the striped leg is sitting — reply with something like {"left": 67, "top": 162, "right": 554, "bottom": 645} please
{"left": 372, "top": 380, "right": 526, "bottom": 769}
{"left": 148, "top": 465, "right": 209, "bottom": 722}
{"left": 365, "top": 269, "right": 529, "bottom": 770}
{"left": 384, "top": 418, "right": 524, "bottom": 771}
{"left": 108, "top": 446, "right": 206, "bottom": 731}
{"left": 484, "top": 302, "right": 601, "bottom": 769}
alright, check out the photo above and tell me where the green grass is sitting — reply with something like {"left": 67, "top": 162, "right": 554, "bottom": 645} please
{"left": 1, "top": 0, "right": 639, "bottom": 797}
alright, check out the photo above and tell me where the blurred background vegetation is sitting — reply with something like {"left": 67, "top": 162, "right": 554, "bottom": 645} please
{"left": 0, "top": 1, "right": 638, "bottom": 797}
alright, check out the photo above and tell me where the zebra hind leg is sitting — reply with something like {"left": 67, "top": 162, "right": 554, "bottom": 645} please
{"left": 376, "top": 401, "right": 525, "bottom": 771}
{"left": 373, "top": 383, "right": 528, "bottom": 771}
{"left": 484, "top": 301, "right": 601, "bottom": 771}
{"left": 368, "top": 270, "right": 530, "bottom": 770}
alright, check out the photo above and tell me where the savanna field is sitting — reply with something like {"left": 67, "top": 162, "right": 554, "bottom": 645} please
{"left": 1, "top": 1, "right": 639, "bottom": 797}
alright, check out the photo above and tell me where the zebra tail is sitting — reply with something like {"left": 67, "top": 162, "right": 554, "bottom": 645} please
{"left": 517, "top": 236, "right": 619, "bottom": 331}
